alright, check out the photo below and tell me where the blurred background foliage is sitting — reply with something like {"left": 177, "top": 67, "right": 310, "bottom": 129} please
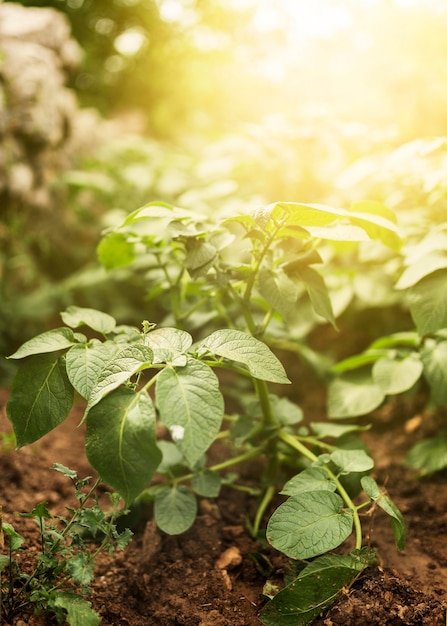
{"left": 3, "top": 0, "right": 447, "bottom": 378}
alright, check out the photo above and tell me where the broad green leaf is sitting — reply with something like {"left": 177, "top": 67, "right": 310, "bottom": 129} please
{"left": 297, "top": 265, "right": 336, "bottom": 327}
{"left": 280, "top": 466, "right": 336, "bottom": 496}
{"left": 199, "top": 329, "right": 291, "bottom": 384}
{"left": 61, "top": 306, "right": 116, "bottom": 335}
{"left": 184, "top": 238, "right": 217, "bottom": 277}
{"left": 395, "top": 250, "right": 447, "bottom": 290}
{"left": 97, "top": 231, "right": 135, "bottom": 269}
{"left": 264, "top": 202, "right": 401, "bottom": 249}
{"left": 406, "top": 432, "right": 447, "bottom": 476}
{"left": 361, "top": 476, "right": 406, "bottom": 550}
{"left": 53, "top": 591, "right": 101, "bottom": 626}
{"left": 87, "top": 344, "right": 153, "bottom": 410}
{"left": 348, "top": 202, "right": 401, "bottom": 251}
{"left": 7, "top": 354, "right": 74, "bottom": 447}
{"left": 271, "top": 395, "right": 303, "bottom": 425}
{"left": 329, "top": 449, "right": 374, "bottom": 474}
{"left": 258, "top": 268, "right": 299, "bottom": 321}
{"left": 1, "top": 522, "right": 25, "bottom": 551}
{"left": 86, "top": 388, "right": 161, "bottom": 504}
{"left": 156, "top": 440, "right": 187, "bottom": 474}
{"left": 407, "top": 270, "right": 447, "bottom": 335}
{"left": 156, "top": 358, "right": 224, "bottom": 465}
{"left": 260, "top": 553, "right": 369, "bottom": 626}
{"left": 8, "top": 327, "right": 76, "bottom": 359}
{"left": 420, "top": 339, "right": 447, "bottom": 405}
{"left": 191, "top": 470, "right": 222, "bottom": 497}
{"left": 327, "top": 371, "right": 385, "bottom": 418}
{"left": 372, "top": 355, "right": 423, "bottom": 395}
{"left": 144, "top": 327, "right": 192, "bottom": 364}
{"left": 267, "top": 491, "right": 353, "bottom": 559}
{"left": 310, "top": 422, "right": 370, "bottom": 439}
{"left": 154, "top": 486, "right": 197, "bottom": 535}
{"left": 66, "top": 342, "right": 119, "bottom": 400}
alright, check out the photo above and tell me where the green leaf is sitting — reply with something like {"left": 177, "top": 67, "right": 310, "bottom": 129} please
{"left": 86, "top": 388, "right": 162, "bottom": 504}
{"left": 53, "top": 591, "right": 101, "bottom": 626}
{"left": 271, "top": 396, "right": 303, "bottom": 426}
{"left": 144, "top": 327, "right": 192, "bottom": 364}
{"left": 406, "top": 432, "right": 447, "bottom": 476}
{"left": 280, "top": 466, "right": 337, "bottom": 496}
{"left": 61, "top": 306, "right": 116, "bottom": 335}
{"left": 2, "top": 522, "right": 25, "bottom": 551}
{"left": 199, "top": 329, "right": 291, "bottom": 384}
{"left": 327, "top": 371, "right": 385, "bottom": 418}
{"left": 329, "top": 449, "right": 374, "bottom": 474}
{"left": 8, "top": 327, "right": 76, "bottom": 359}
{"left": 87, "top": 344, "right": 153, "bottom": 410}
{"left": 7, "top": 353, "right": 74, "bottom": 447}
{"left": 156, "top": 358, "right": 224, "bottom": 466}
{"left": 66, "top": 342, "right": 119, "bottom": 400}
{"left": 297, "top": 265, "right": 336, "bottom": 327}
{"left": 67, "top": 553, "right": 95, "bottom": 586}
{"left": 420, "top": 339, "right": 447, "bottom": 405}
{"left": 0, "top": 555, "right": 10, "bottom": 572}
{"left": 407, "top": 270, "right": 447, "bottom": 335}
{"left": 395, "top": 250, "right": 447, "bottom": 289}
{"left": 372, "top": 355, "right": 423, "bottom": 395}
{"left": 267, "top": 491, "right": 353, "bottom": 559}
{"left": 331, "top": 349, "right": 388, "bottom": 373}
{"left": 191, "top": 470, "right": 222, "bottom": 497}
{"left": 361, "top": 476, "right": 406, "bottom": 550}
{"left": 154, "top": 486, "right": 197, "bottom": 535}
{"left": 97, "top": 231, "right": 135, "bottom": 269}
{"left": 258, "top": 268, "right": 299, "bottom": 321}
{"left": 260, "top": 553, "right": 368, "bottom": 626}
{"left": 184, "top": 238, "right": 217, "bottom": 277}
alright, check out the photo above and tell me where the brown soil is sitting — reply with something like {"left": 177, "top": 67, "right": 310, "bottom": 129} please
{"left": 1, "top": 381, "right": 447, "bottom": 626}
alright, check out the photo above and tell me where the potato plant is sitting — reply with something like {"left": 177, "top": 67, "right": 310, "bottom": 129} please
{"left": 7, "top": 201, "right": 405, "bottom": 624}
{"left": 328, "top": 220, "right": 447, "bottom": 475}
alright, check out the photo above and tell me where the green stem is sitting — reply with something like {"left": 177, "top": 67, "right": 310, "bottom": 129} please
{"left": 278, "top": 430, "right": 363, "bottom": 550}
{"left": 175, "top": 444, "right": 266, "bottom": 485}
{"left": 252, "top": 484, "right": 276, "bottom": 537}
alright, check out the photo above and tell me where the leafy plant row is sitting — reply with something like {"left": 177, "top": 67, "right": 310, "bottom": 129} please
{"left": 6, "top": 200, "right": 410, "bottom": 623}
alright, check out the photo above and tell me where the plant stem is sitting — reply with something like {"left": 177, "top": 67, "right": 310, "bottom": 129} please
{"left": 252, "top": 484, "right": 276, "bottom": 537}
{"left": 278, "top": 430, "right": 363, "bottom": 550}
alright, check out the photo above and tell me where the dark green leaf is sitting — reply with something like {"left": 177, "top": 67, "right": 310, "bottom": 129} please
{"left": 86, "top": 388, "right": 162, "bottom": 504}
{"left": 260, "top": 553, "right": 366, "bottom": 626}
{"left": 267, "top": 491, "right": 353, "bottom": 559}
{"left": 406, "top": 432, "right": 447, "bottom": 476}
{"left": 420, "top": 339, "right": 447, "bottom": 405}
{"left": 7, "top": 353, "right": 74, "bottom": 447}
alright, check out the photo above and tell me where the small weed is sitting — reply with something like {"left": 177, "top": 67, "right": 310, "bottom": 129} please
{"left": 0, "top": 464, "right": 132, "bottom": 625}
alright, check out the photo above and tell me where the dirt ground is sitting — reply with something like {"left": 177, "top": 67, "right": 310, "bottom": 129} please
{"left": 1, "top": 369, "right": 447, "bottom": 625}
